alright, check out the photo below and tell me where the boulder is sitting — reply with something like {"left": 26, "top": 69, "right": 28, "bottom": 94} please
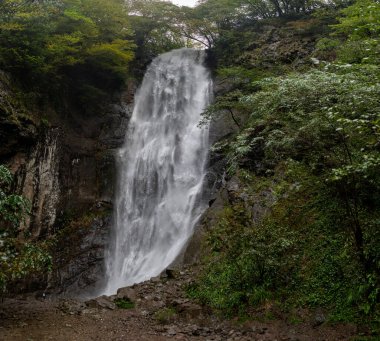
{"left": 116, "top": 287, "right": 137, "bottom": 301}
{"left": 86, "top": 295, "right": 116, "bottom": 310}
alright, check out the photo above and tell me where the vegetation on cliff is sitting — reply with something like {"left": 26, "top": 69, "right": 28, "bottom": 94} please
{"left": 0, "top": 165, "right": 51, "bottom": 293}
{"left": 189, "top": 0, "right": 380, "bottom": 332}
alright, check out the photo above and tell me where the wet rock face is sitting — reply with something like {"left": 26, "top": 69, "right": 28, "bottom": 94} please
{"left": 58, "top": 97, "right": 134, "bottom": 214}
{"left": 52, "top": 93, "right": 134, "bottom": 294}
{"left": 54, "top": 213, "right": 111, "bottom": 296}
{"left": 0, "top": 73, "right": 60, "bottom": 238}
{"left": 12, "top": 128, "right": 61, "bottom": 238}
{"left": 1, "top": 71, "right": 136, "bottom": 292}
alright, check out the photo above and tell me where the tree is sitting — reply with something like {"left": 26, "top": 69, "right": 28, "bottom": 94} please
{"left": 0, "top": 0, "right": 135, "bottom": 106}
{"left": 179, "top": 0, "right": 239, "bottom": 48}
{"left": 124, "top": 0, "right": 185, "bottom": 69}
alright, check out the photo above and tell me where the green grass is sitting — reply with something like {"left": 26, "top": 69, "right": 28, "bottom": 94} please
{"left": 114, "top": 298, "right": 135, "bottom": 309}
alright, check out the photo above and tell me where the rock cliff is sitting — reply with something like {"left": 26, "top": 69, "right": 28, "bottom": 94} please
{"left": 0, "top": 71, "right": 136, "bottom": 293}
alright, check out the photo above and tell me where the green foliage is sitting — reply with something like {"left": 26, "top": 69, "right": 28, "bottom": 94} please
{"left": 192, "top": 163, "right": 379, "bottom": 320}
{"left": 190, "top": 203, "right": 295, "bottom": 314}
{"left": 125, "top": 0, "right": 339, "bottom": 55}
{"left": 0, "top": 166, "right": 13, "bottom": 189}
{"left": 0, "top": 0, "right": 135, "bottom": 109}
{"left": 124, "top": 0, "right": 186, "bottom": 73}
{"left": 333, "top": 0, "right": 380, "bottom": 39}
{"left": 114, "top": 298, "right": 135, "bottom": 309}
{"left": 190, "top": 0, "right": 333, "bottom": 48}
{"left": 316, "top": 0, "right": 380, "bottom": 63}
{"left": 236, "top": 67, "right": 380, "bottom": 282}
{"left": 179, "top": 0, "right": 343, "bottom": 51}
{"left": 0, "top": 165, "right": 29, "bottom": 229}
{"left": 0, "top": 165, "right": 51, "bottom": 293}
{"left": 200, "top": 66, "right": 273, "bottom": 128}
{"left": 234, "top": 66, "right": 380, "bottom": 174}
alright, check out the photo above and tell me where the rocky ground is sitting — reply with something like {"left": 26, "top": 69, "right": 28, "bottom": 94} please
{"left": 0, "top": 269, "right": 359, "bottom": 341}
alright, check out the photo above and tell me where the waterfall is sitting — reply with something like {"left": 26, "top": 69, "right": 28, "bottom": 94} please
{"left": 103, "top": 48, "right": 212, "bottom": 294}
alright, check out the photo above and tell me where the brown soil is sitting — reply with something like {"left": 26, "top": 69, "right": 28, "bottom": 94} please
{"left": 0, "top": 270, "right": 359, "bottom": 341}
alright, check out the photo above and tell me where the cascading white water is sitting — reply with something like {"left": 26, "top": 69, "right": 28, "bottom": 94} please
{"left": 103, "top": 48, "right": 212, "bottom": 295}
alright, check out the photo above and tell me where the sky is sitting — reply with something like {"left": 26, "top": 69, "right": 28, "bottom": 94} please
{"left": 170, "top": 0, "right": 198, "bottom": 7}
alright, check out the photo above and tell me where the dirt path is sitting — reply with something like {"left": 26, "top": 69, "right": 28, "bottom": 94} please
{"left": 0, "top": 271, "right": 359, "bottom": 341}
{"left": 0, "top": 298, "right": 169, "bottom": 341}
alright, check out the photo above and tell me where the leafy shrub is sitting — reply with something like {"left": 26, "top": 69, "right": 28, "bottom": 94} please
{"left": 190, "top": 203, "right": 296, "bottom": 315}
